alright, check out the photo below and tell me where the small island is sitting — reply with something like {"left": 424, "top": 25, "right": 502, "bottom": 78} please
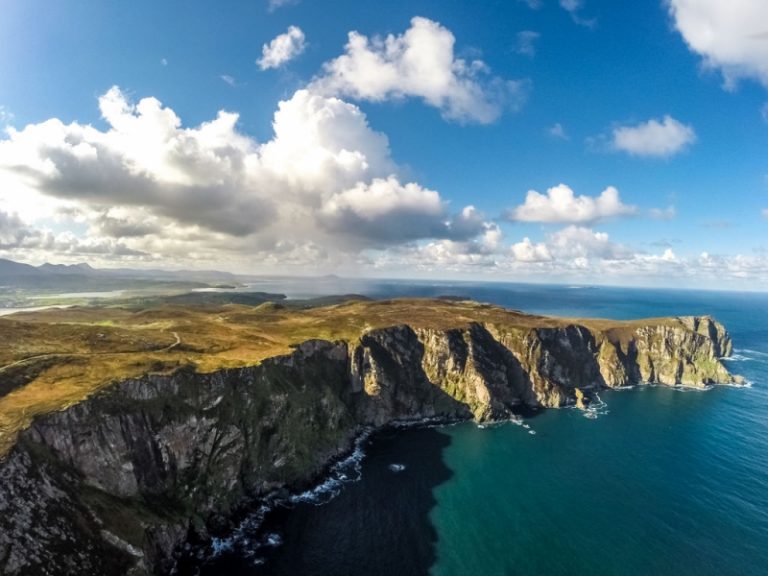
{"left": 0, "top": 297, "right": 740, "bottom": 575}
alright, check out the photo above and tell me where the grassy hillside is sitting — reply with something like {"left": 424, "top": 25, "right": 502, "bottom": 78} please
{"left": 0, "top": 296, "right": 683, "bottom": 456}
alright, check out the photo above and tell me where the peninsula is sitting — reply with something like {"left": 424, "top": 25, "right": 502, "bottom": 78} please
{"left": 0, "top": 297, "right": 739, "bottom": 575}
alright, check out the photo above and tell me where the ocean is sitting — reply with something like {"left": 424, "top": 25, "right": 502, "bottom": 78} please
{"left": 194, "top": 282, "right": 768, "bottom": 575}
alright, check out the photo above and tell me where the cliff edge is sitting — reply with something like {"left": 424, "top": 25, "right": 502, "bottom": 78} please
{"left": 0, "top": 300, "right": 740, "bottom": 575}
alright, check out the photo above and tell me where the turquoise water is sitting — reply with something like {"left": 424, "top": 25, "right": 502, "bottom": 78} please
{"left": 196, "top": 285, "right": 768, "bottom": 575}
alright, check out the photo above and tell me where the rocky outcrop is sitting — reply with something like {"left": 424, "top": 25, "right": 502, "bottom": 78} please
{"left": 0, "top": 314, "right": 739, "bottom": 575}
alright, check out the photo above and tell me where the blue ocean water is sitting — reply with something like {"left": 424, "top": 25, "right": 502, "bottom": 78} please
{"left": 196, "top": 283, "right": 768, "bottom": 575}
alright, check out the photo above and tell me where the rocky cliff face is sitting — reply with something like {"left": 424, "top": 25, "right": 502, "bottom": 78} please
{"left": 0, "top": 315, "right": 738, "bottom": 575}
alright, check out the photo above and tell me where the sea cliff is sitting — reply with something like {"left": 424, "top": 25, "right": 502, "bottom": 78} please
{"left": 0, "top": 303, "right": 739, "bottom": 575}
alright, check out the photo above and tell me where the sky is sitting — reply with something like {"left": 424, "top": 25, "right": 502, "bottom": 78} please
{"left": 0, "top": 0, "right": 767, "bottom": 290}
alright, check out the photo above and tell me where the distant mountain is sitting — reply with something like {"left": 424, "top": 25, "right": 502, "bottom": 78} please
{"left": 0, "top": 258, "right": 40, "bottom": 279}
{"left": 0, "top": 257, "right": 251, "bottom": 295}
{"left": 38, "top": 262, "right": 97, "bottom": 275}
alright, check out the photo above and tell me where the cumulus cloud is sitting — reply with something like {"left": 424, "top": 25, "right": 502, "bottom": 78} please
{"left": 667, "top": 0, "right": 768, "bottom": 88}
{"left": 0, "top": 210, "right": 39, "bottom": 250}
{"left": 514, "top": 31, "right": 540, "bottom": 57}
{"left": 508, "top": 184, "right": 637, "bottom": 224}
{"left": 320, "top": 177, "right": 446, "bottom": 243}
{"left": 511, "top": 237, "right": 552, "bottom": 262}
{"left": 612, "top": 115, "right": 696, "bottom": 157}
{"left": 0, "top": 86, "right": 492, "bottom": 266}
{"left": 547, "top": 225, "right": 633, "bottom": 260}
{"left": 257, "top": 26, "right": 306, "bottom": 70}
{"left": 2, "top": 87, "right": 271, "bottom": 236}
{"left": 310, "top": 16, "right": 527, "bottom": 123}
{"left": 0, "top": 208, "right": 145, "bottom": 259}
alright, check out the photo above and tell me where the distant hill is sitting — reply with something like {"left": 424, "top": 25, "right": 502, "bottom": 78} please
{"left": 0, "top": 257, "right": 219, "bottom": 292}
{"left": 0, "top": 258, "right": 39, "bottom": 277}
{"left": 38, "top": 262, "right": 96, "bottom": 275}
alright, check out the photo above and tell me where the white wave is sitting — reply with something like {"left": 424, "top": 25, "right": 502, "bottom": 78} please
{"left": 720, "top": 380, "right": 754, "bottom": 388}
{"left": 528, "top": 430, "right": 536, "bottom": 435}
{"left": 724, "top": 354, "right": 753, "bottom": 362}
{"left": 388, "top": 463, "right": 406, "bottom": 473}
{"left": 210, "top": 537, "right": 234, "bottom": 555}
{"left": 264, "top": 533, "right": 283, "bottom": 547}
{"left": 735, "top": 348, "right": 768, "bottom": 358}
{"left": 581, "top": 391, "right": 609, "bottom": 419}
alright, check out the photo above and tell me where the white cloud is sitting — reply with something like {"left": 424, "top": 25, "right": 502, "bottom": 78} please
{"left": 514, "top": 31, "right": 540, "bottom": 57}
{"left": 661, "top": 248, "right": 677, "bottom": 262}
{"left": 0, "top": 209, "right": 145, "bottom": 258}
{"left": 560, "top": 0, "right": 581, "bottom": 11}
{"left": 257, "top": 26, "right": 306, "bottom": 70}
{"left": 371, "top": 226, "right": 768, "bottom": 289}
{"left": 559, "top": 0, "right": 596, "bottom": 28}
{"left": 310, "top": 16, "right": 527, "bottom": 124}
{"left": 650, "top": 205, "right": 677, "bottom": 220}
{"left": 667, "top": 0, "right": 768, "bottom": 88}
{"left": 762, "top": 208, "right": 768, "bottom": 219}
{"left": 0, "top": 105, "right": 14, "bottom": 124}
{"left": 508, "top": 184, "right": 637, "bottom": 224}
{"left": 547, "top": 225, "right": 633, "bottom": 260}
{"left": 547, "top": 122, "right": 568, "bottom": 139}
{"left": 0, "top": 86, "right": 491, "bottom": 267}
{"left": 220, "top": 75, "right": 236, "bottom": 87}
{"left": 268, "top": 0, "right": 298, "bottom": 11}
{"left": 612, "top": 115, "right": 696, "bottom": 157}
{"left": 511, "top": 237, "right": 552, "bottom": 262}
{"left": 519, "top": 0, "right": 543, "bottom": 8}
{"left": 319, "top": 176, "right": 450, "bottom": 243}
{"left": 0, "top": 210, "right": 38, "bottom": 250}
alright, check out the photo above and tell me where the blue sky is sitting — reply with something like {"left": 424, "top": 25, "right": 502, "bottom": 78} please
{"left": 0, "top": 0, "right": 766, "bottom": 289}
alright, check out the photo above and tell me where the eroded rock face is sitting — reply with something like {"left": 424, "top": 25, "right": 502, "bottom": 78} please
{"left": 0, "top": 315, "right": 738, "bottom": 575}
